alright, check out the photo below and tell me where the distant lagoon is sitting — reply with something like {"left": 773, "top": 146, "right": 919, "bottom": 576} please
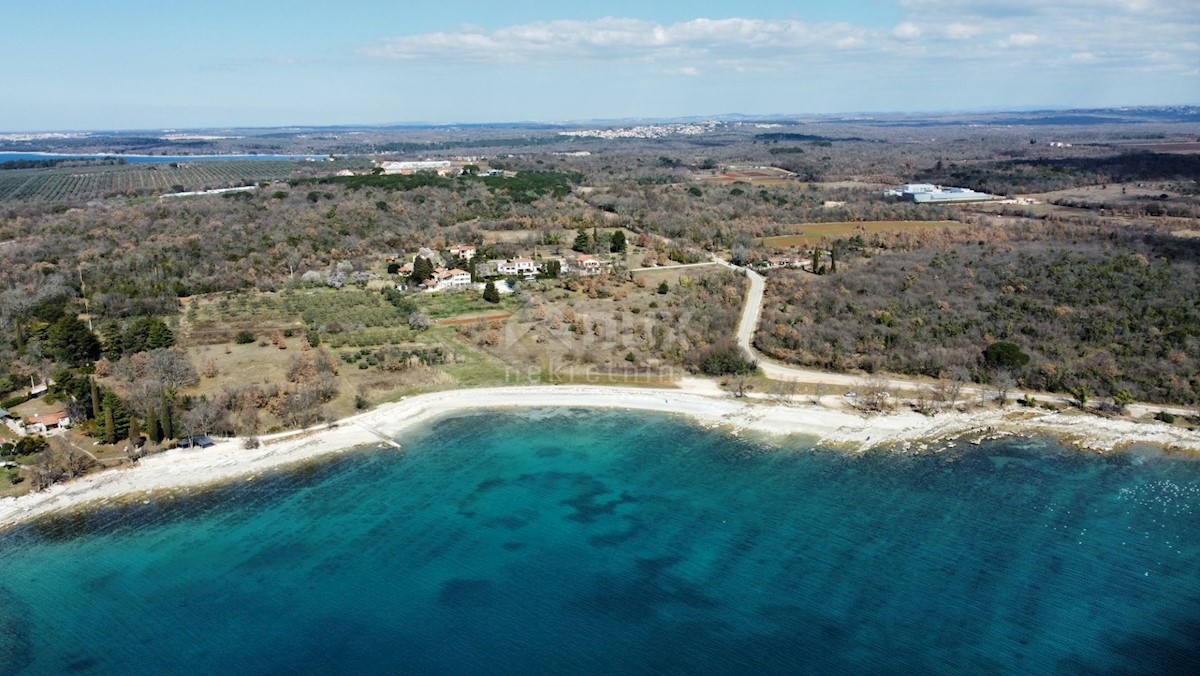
{"left": 0, "top": 151, "right": 331, "bottom": 164}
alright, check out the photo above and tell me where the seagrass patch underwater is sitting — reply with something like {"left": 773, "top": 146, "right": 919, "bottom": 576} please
{"left": 1, "top": 408, "right": 1198, "bottom": 675}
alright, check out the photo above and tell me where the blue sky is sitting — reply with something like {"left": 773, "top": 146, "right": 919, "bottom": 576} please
{"left": 2, "top": 1, "right": 1196, "bottom": 130}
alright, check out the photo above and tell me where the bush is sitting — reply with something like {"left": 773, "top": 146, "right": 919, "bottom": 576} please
{"left": 983, "top": 342, "right": 1030, "bottom": 370}
{"left": 234, "top": 330, "right": 255, "bottom": 344}
{"left": 1155, "top": 411, "right": 1177, "bottom": 424}
{"left": 690, "top": 340, "right": 757, "bottom": 376}
{"left": 1, "top": 394, "right": 31, "bottom": 410}
{"left": 242, "top": 436, "right": 261, "bottom": 449}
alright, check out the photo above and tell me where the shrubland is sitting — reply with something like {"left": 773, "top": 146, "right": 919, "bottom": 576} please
{"left": 3, "top": 117, "right": 1200, "bottom": 493}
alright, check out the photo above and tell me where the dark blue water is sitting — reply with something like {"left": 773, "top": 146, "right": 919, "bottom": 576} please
{"left": 0, "top": 152, "right": 327, "bottom": 164}
{"left": 1, "top": 409, "right": 1198, "bottom": 675}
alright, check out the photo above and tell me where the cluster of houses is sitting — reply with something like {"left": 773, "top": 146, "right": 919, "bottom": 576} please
{"left": 360, "top": 161, "right": 512, "bottom": 178}
{"left": 751, "top": 256, "right": 802, "bottom": 271}
{"left": 396, "top": 245, "right": 612, "bottom": 292}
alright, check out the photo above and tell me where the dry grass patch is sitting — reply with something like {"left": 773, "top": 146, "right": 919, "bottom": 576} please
{"left": 759, "top": 220, "right": 963, "bottom": 247}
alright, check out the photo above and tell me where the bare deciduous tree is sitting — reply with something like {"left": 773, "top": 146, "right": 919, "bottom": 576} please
{"left": 856, "top": 374, "right": 892, "bottom": 412}
{"left": 770, "top": 379, "right": 798, "bottom": 404}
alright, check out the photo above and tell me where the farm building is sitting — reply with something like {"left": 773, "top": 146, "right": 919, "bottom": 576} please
{"left": 377, "top": 160, "right": 455, "bottom": 176}
{"left": 884, "top": 184, "right": 998, "bottom": 203}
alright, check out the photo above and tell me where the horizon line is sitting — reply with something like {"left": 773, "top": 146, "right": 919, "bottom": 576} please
{"left": 2, "top": 104, "right": 1197, "bottom": 135}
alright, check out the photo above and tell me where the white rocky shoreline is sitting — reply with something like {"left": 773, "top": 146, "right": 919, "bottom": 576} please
{"left": 2, "top": 383, "right": 1198, "bottom": 530}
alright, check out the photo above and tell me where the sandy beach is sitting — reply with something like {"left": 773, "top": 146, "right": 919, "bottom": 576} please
{"left": 2, "top": 381, "right": 1198, "bottom": 530}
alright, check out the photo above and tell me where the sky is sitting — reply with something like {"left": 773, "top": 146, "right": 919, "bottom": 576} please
{"left": 1, "top": 0, "right": 1197, "bottom": 130}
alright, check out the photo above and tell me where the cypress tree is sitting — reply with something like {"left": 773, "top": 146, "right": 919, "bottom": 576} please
{"left": 147, "top": 407, "right": 161, "bottom": 444}
{"left": 90, "top": 377, "right": 100, "bottom": 420}
{"left": 128, "top": 415, "right": 141, "bottom": 445}
{"left": 160, "top": 398, "right": 174, "bottom": 440}
{"left": 104, "top": 407, "right": 116, "bottom": 445}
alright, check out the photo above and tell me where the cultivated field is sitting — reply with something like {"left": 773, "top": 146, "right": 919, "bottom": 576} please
{"left": 181, "top": 286, "right": 524, "bottom": 346}
{"left": 172, "top": 286, "right": 532, "bottom": 426}
{"left": 758, "top": 220, "right": 963, "bottom": 247}
{"left": 701, "top": 165, "right": 799, "bottom": 186}
{"left": 0, "top": 161, "right": 352, "bottom": 202}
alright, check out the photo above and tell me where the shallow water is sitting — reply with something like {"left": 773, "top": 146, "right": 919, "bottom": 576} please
{"left": 1, "top": 409, "right": 1198, "bottom": 674}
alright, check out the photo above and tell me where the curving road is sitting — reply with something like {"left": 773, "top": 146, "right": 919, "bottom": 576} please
{"left": 718, "top": 258, "right": 863, "bottom": 387}
{"left": 720, "top": 257, "right": 1195, "bottom": 417}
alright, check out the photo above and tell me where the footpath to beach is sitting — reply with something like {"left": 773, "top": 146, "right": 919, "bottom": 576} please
{"left": 3, "top": 380, "right": 1200, "bottom": 530}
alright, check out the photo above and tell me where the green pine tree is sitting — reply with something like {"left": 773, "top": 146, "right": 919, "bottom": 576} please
{"left": 483, "top": 281, "right": 501, "bottom": 304}
{"left": 410, "top": 256, "right": 434, "bottom": 284}
{"left": 573, "top": 227, "right": 590, "bottom": 253}
{"left": 610, "top": 230, "right": 627, "bottom": 253}
{"left": 100, "top": 390, "right": 130, "bottom": 441}
{"left": 144, "top": 318, "right": 175, "bottom": 350}
{"left": 46, "top": 315, "right": 101, "bottom": 366}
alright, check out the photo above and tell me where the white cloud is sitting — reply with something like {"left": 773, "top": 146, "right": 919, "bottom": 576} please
{"left": 357, "top": 10, "right": 1199, "bottom": 88}
{"left": 943, "top": 23, "right": 984, "bottom": 40}
{"left": 998, "top": 33, "right": 1040, "bottom": 48}
{"left": 361, "top": 17, "right": 876, "bottom": 64}
{"left": 893, "top": 22, "right": 922, "bottom": 39}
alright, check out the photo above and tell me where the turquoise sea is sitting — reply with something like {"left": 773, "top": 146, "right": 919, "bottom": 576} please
{"left": 1, "top": 409, "right": 1198, "bottom": 675}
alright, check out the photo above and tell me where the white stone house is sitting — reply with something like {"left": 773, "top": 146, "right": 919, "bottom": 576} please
{"left": 496, "top": 258, "right": 541, "bottom": 276}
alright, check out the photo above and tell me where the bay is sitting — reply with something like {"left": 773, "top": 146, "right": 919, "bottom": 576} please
{"left": 0, "top": 409, "right": 1197, "bottom": 675}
